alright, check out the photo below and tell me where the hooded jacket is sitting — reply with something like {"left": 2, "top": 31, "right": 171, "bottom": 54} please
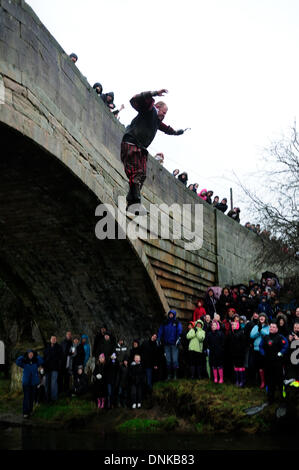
{"left": 16, "top": 350, "right": 44, "bottom": 386}
{"left": 250, "top": 323, "right": 270, "bottom": 351}
{"left": 193, "top": 302, "right": 207, "bottom": 322}
{"left": 178, "top": 172, "right": 188, "bottom": 186}
{"left": 198, "top": 189, "right": 208, "bottom": 200}
{"left": 186, "top": 320, "right": 206, "bottom": 353}
{"left": 81, "top": 334, "right": 90, "bottom": 366}
{"left": 216, "top": 201, "right": 228, "bottom": 213}
{"left": 158, "top": 310, "right": 183, "bottom": 346}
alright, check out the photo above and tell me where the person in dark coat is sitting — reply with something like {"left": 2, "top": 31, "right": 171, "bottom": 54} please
{"left": 93, "top": 353, "right": 108, "bottom": 409}
{"left": 204, "top": 288, "right": 217, "bottom": 318}
{"left": 258, "top": 296, "right": 273, "bottom": 320}
{"left": 217, "top": 287, "right": 234, "bottom": 320}
{"left": 93, "top": 325, "right": 108, "bottom": 357}
{"left": 93, "top": 82, "right": 103, "bottom": 96}
{"left": 117, "top": 357, "right": 130, "bottom": 407}
{"left": 141, "top": 333, "right": 160, "bottom": 393}
{"left": 16, "top": 350, "right": 43, "bottom": 418}
{"left": 259, "top": 321, "right": 289, "bottom": 404}
{"left": 43, "top": 336, "right": 62, "bottom": 402}
{"left": 129, "top": 339, "right": 142, "bottom": 364}
{"left": 206, "top": 320, "right": 225, "bottom": 383}
{"left": 60, "top": 331, "right": 73, "bottom": 393}
{"left": 228, "top": 315, "right": 247, "bottom": 387}
{"left": 276, "top": 313, "right": 290, "bottom": 338}
{"left": 157, "top": 310, "right": 183, "bottom": 380}
{"left": 215, "top": 198, "right": 228, "bottom": 213}
{"left": 121, "top": 89, "right": 184, "bottom": 212}
{"left": 68, "top": 336, "right": 85, "bottom": 378}
{"left": 177, "top": 172, "right": 188, "bottom": 186}
{"left": 71, "top": 366, "right": 89, "bottom": 397}
{"left": 206, "top": 190, "right": 214, "bottom": 204}
{"left": 237, "top": 294, "right": 252, "bottom": 320}
{"left": 115, "top": 338, "right": 128, "bottom": 364}
{"left": 227, "top": 207, "right": 241, "bottom": 223}
{"left": 96, "top": 332, "right": 115, "bottom": 361}
{"left": 106, "top": 353, "right": 120, "bottom": 409}
{"left": 129, "top": 354, "right": 146, "bottom": 409}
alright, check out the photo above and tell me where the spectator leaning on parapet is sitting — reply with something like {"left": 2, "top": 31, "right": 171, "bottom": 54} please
{"left": 206, "top": 190, "right": 214, "bottom": 204}
{"left": 69, "top": 53, "right": 78, "bottom": 64}
{"left": 215, "top": 198, "right": 228, "bottom": 213}
{"left": 154, "top": 152, "right": 164, "bottom": 165}
{"left": 212, "top": 196, "right": 219, "bottom": 207}
{"left": 173, "top": 169, "right": 180, "bottom": 178}
{"left": 101, "top": 92, "right": 125, "bottom": 117}
{"left": 227, "top": 207, "right": 241, "bottom": 223}
{"left": 177, "top": 172, "right": 188, "bottom": 186}
{"left": 198, "top": 188, "right": 208, "bottom": 200}
{"left": 93, "top": 82, "right": 103, "bottom": 96}
{"left": 193, "top": 183, "right": 199, "bottom": 194}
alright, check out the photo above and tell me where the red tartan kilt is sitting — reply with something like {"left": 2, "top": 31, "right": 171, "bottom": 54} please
{"left": 121, "top": 142, "right": 148, "bottom": 186}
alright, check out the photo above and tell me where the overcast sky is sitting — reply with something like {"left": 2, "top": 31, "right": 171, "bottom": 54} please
{"left": 26, "top": 0, "right": 299, "bottom": 223}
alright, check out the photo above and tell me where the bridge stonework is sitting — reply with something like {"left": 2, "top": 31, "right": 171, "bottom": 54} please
{"left": 0, "top": 0, "right": 271, "bottom": 345}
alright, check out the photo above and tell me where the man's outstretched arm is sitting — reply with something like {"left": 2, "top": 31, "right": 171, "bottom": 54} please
{"left": 159, "top": 121, "right": 185, "bottom": 136}
{"left": 130, "top": 89, "right": 168, "bottom": 112}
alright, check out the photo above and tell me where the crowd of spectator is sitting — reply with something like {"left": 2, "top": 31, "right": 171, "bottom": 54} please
{"left": 15, "top": 271, "right": 298, "bottom": 419}
{"left": 172, "top": 169, "right": 243, "bottom": 223}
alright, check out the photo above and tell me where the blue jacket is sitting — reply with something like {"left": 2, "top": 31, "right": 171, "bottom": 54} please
{"left": 250, "top": 324, "right": 270, "bottom": 351}
{"left": 16, "top": 351, "right": 43, "bottom": 386}
{"left": 158, "top": 310, "right": 183, "bottom": 346}
{"left": 257, "top": 301, "right": 273, "bottom": 319}
{"left": 81, "top": 334, "right": 90, "bottom": 366}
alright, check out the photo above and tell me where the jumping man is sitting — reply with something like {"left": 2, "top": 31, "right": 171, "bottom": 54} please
{"left": 121, "top": 89, "right": 184, "bottom": 213}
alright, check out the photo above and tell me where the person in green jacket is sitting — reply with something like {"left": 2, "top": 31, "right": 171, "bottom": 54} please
{"left": 186, "top": 320, "right": 206, "bottom": 379}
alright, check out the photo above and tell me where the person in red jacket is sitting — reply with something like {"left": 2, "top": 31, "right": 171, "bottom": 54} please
{"left": 193, "top": 299, "right": 207, "bottom": 322}
{"left": 121, "top": 89, "right": 184, "bottom": 213}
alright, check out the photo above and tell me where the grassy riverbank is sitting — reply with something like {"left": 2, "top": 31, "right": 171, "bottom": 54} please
{"left": 0, "top": 373, "right": 280, "bottom": 434}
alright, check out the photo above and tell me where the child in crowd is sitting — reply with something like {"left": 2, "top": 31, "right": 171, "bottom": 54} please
{"left": 129, "top": 354, "right": 145, "bottom": 409}
{"left": 106, "top": 352, "right": 120, "bottom": 409}
{"left": 228, "top": 315, "right": 247, "bottom": 387}
{"left": 186, "top": 320, "right": 206, "bottom": 379}
{"left": 193, "top": 299, "right": 206, "bottom": 321}
{"left": 206, "top": 320, "right": 225, "bottom": 384}
{"left": 93, "top": 353, "right": 107, "bottom": 409}
{"left": 117, "top": 357, "right": 130, "bottom": 407}
{"left": 71, "top": 366, "right": 89, "bottom": 397}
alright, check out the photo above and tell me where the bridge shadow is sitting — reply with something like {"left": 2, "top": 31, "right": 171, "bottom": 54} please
{"left": 0, "top": 122, "right": 166, "bottom": 347}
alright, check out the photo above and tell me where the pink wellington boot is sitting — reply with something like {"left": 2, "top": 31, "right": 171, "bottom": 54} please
{"left": 218, "top": 368, "right": 224, "bottom": 384}
{"left": 101, "top": 398, "right": 105, "bottom": 409}
{"left": 213, "top": 368, "right": 218, "bottom": 383}
{"left": 97, "top": 398, "right": 101, "bottom": 409}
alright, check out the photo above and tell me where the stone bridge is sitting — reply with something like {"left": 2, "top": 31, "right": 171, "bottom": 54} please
{"left": 0, "top": 0, "right": 268, "bottom": 347}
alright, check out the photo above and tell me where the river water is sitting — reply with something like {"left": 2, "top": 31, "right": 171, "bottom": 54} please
{"left": 0, "top": 426, "right": 298, "bottom": 450}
